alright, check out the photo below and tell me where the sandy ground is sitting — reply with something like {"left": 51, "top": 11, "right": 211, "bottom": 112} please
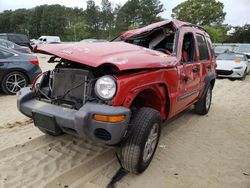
{"left": 0, "top": 54, "right": 249, "bottom": 188}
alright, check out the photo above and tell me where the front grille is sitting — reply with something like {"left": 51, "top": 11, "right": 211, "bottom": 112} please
{"left": 216, "top": 70, "right": 233, "bottom": 75}
{"left": 51, "top": 68, "right": 89, "bottom": 108}
{"left": 94, "top": 128, "right": 112, "bottom": 141}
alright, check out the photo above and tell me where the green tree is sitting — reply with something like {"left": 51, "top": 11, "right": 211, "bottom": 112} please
{"left": 172, "top": 0, "right": 226, "bottom": 25}
{"left": 140, "top": 0, "right": 164, "bottom": 25}
{"left": 203, "top": 25, "right": 229, "bottom": 43}
{"left": 225, "top": 25, "right": 250, "bottom": 43}
{"left": 85, "top": 0, "right": 101, "bottom": 38}
{"left": 100, "top": 0, "right": 114, "bottom": 39}
{"left": 115, "top": 0, "right": 141, "bottom": 32}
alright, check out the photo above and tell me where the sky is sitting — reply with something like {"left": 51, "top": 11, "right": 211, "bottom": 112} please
{"left": 0, "top": 0, "right": 249, "bottom": 26}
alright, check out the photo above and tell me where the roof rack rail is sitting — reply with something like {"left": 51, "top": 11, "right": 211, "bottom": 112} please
{"left": 181, "top": 24, "right": 206, "bottom": 32}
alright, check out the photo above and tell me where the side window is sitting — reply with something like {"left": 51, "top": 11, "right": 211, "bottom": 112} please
{"left": 0, "top": 50, "right": 14, "bottom": 59}
{"left": 182, "top": 32, "right": 195, "bottom": 63}
{"left": 196, "top": 35, "right": 209, "bottom": 61}
{"left": 206, "top": 37, "right": 215, "bottom": 60}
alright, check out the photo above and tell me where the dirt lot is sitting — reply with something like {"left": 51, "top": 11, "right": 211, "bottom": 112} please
{"left": 0, "top": 54, "right": 249, "bottom": 188}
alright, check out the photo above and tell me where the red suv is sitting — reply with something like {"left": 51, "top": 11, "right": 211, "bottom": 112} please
{"left": 17, "top": 19, "right": 216, "bottom": 174}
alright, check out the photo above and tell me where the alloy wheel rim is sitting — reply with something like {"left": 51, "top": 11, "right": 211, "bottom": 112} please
{"left": 143, "top": 123, "right": 159, "bottom": 162}
{"left": 5, "top": 74, "right": 26, "bottom": 94}
{"left": 205, "top": 89, "right": 211, "bottom": 110}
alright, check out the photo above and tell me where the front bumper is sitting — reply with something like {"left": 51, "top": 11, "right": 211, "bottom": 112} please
{"left": 216, "top": 69, "right": 245, "bottom": 78}
{"left": 17, "top": 88, "right": 131, "bottom": 145}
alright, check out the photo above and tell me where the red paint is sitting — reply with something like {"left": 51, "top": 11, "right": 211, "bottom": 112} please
{"left": 35, "top": 19, "right": 216, "bottom": 121}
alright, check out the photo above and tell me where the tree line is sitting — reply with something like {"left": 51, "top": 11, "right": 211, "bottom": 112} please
{"left": 0, "top": 0, "right": 164, "bottom": 41}
{"left": 0, "top": 0, "right": 249, "bottom": 43}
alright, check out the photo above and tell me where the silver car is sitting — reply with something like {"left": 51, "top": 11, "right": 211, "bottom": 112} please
{"left": 216, "top": 53, "right": 250, "bottom": 79}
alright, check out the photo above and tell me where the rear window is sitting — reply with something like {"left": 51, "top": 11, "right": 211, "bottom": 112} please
{"left": 0, "top": 40, "right": 14, "bottom": 48}
{"left": 216, "top": 53, "right": 246, "bottom": 61}
{"left": 196, "top": 35, "right": 209, "bottom": 61}
{"left": 9, "top": 35, "right": 29, "bottom": 43}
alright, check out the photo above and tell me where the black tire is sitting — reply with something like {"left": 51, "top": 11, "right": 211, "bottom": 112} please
{"left": 118, "top": 107, "right": 161, "bottom": 174}
{"left": 38, "top": 127, "right": 64, "bottom": 136}
{"left": 194, "top": 84, "right": 212, "bottom": 115}
{"left": 1, "top": 71, "right": 28, "bottom": 95}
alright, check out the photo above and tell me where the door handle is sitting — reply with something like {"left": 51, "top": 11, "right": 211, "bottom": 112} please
{"left": 192, "top": 67, "right": 199, "bottom": 72}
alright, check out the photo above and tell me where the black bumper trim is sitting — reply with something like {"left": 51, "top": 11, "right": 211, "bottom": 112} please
{"left": 17, "top": 87, "right": 131, "bottom": 145}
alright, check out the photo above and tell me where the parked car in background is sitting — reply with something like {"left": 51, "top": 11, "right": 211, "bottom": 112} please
{"left": 216, "top": 52, "right": 250, "bottom": 79}
{"left": 17, "top": 19, "right": 216, "bottom": 174}
{"left": 0, "top": 46, "right": 41, "bottom": 95}
{"left": 37, "top": 36, "right": 61, "bottom": 44}
{"left": 0, "top": 39, "right": 32, "bottom": 54}
{"left": 0, "top": 33, "right": 33, "bottom": 50}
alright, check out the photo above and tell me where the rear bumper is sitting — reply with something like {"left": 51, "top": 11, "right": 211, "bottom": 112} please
{"left": 17, "top": 88, "right": 131, "bottom": 145}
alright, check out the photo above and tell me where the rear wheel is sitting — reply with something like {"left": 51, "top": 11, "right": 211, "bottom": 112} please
{"left": 194, "top": 84, "right": 212, "bottom": 115}
{"left": 118, "top": 107, "right": 161, "bottom": 174}
{"left": 1, "top": 71, "right": 28, "bottom": 95}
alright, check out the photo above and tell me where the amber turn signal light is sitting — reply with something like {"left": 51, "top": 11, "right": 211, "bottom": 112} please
{"left": 93, "top": 114, "right": 125, "bottom": 123}
{"left": 234, "top": 58, "right": 241, "bottom": 63}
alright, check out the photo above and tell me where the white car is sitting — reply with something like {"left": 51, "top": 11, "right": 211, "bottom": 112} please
{"left": 216, "top": 53, "right": 250, "bottom": 79}
{"left": 37, "top": 36, "right": 61, "bottom": 44}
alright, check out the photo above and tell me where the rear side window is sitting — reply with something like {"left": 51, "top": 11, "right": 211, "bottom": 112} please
{"left": 196, "top": 34, "right": 209, "bottom": 61}
{"left": 206, "top": 37, "right": 215, "bottom": 60}
{"left": 0, "top": 50, "right": 14, "bottom": 59}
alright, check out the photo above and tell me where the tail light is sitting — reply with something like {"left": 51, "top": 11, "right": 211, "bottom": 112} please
{"left": 29, "top": 59, "right": 39, "bottom": 67}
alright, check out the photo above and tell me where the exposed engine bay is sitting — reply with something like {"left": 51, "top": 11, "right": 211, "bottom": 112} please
{"left": 34, "top": 60, "right": 114, "bottom": 109}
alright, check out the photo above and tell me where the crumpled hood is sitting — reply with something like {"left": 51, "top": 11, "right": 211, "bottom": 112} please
{"left": 216, "top": 60, "right": 247, "bottom": 70}
{"left": 36, "top": 42, "right": 177, "bottom": 71}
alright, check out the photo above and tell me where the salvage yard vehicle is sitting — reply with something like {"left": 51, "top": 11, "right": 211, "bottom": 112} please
{"left": 17, "top": 19, "right": 216, "bottom": 174}
{"left": 216, "top": 52, "right": 250, "bottom": 79}
{"left": 0, "top": 46, "right": 41, "bottom": 95}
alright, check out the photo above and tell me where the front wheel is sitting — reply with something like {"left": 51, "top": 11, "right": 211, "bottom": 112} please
{"left": 194, "top": 84, "right": 212, "bottom": 115}
{"left": 118, "top": 107, "right": 161, "bottom": 174}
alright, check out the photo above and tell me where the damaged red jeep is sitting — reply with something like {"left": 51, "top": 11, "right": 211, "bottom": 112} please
{"left": 17, "top": 19, "right": 216, "bottom": 174}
